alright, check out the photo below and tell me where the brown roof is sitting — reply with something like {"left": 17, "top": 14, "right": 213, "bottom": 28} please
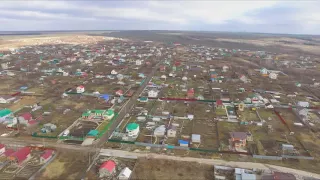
{"left": 273, "top": 172, "right": 296, "bottom": 180}
{"left": 230, "top": 132, "right": 247, "bottom": 140}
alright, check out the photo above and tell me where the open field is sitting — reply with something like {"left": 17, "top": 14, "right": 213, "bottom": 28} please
{"left": 36, "top": 151, "right": 87, "bottom": 180}
{"left": 131, "top": 158, "right": 215, "bottom": 180}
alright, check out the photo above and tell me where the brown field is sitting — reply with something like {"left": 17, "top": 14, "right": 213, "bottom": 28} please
{"left": 131, "top": 158, "right": 214, "bottom": 180}
{"left": 36, "top": 151, "right": 88, "bottom": 180}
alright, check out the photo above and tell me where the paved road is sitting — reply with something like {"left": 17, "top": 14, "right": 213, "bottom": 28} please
{"left": 96, "top": 58, "right": 163, "bottom": 147}
{"left": 100, "top": 149, "right": 320, "bottom": 179}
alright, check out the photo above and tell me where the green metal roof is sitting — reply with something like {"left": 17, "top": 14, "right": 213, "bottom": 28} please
{"left": 139, "top": 97, "right": 148, "bottom": 101}
{"left": 126, "top": 123, "right": 139, "bottom": 131}
{"left": 87, "top": 130, "right": 99, "bottom": 136}
{"left": 0, "top": 109, "right": 12, "bottom": 117}
{"left": 94, "top": 110, "right": 105, "bottom": 114}
{"left": 106, "top": 109, "right": 114, "bottom": 116}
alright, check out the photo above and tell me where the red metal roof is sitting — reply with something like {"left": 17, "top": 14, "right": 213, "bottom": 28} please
{"left": 20, "top": 113, "right": 32, "bottom": 121}
{"left": 28, "top": 120, "right": 38, "bottom": 125}
{"left": 100, "top": 160, "right": 116, "bottom": 172}
{"left": 10, "top": 147, "right": 31, "bottom": 163}
{"left": 4, "top": 149, "right": 15, "bottom": 157}
{"left": 187, "top": 88, "right": 194, "bottom": 94}
{"left": 41, "top": 149, "right": 54, "bottom": 160}
{"left": 216, "top": 99, "right": 223, "bottom": 106}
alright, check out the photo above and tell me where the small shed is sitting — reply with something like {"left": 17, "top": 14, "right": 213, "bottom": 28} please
{"left": 118, "top": 167, "right": 132, "bottom": 180}
{"left": 282, "top": 144, "right": 294, "bottom": 151}
{"left": 191, "top": 134, "right": 201, "bottom": 143}
{"left": 179, "top": 140, "right": 189, "bottom": 147}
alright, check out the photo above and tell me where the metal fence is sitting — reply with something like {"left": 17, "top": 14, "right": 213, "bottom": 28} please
{"left": 253, "top": 155, "right": 282, "bottom": 160}
{"left": 282, "top": 155, "right": 314, "bottom": 160}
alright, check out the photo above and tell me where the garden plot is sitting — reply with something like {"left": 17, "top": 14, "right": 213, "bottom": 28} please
{"left": 238, "top": 109, "right": 260, "bottom": 122}
{"left": 165, "top": 118, "right": 193, "bottom": 146}
{"left": 69, "top": 121, "right": 98, "bottom": 137}
{"left": 218, "top": 122, "right": 248, "bottom": 151}
{"left": 131, "top": 158, "right": 215, "bottom": 180}
{"left": 171, "top": 101, "right": 188, "bottom": 117}
{"left": 279, "top": 109, "right": 309, "bottom": 133}
{"left": 192, "top": 119, "right": 219, "bottom": 150}
{"left": 297, "top": 132, "right": 320, "bottom": 158}
{"left": 187, "top": 102, "right": 214, "bottom": 120}
{"left": 87, "top": 156, "right": 136, "bottom": 180}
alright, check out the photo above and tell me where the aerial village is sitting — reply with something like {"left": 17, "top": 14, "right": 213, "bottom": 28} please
{"left": 0, "top": 36, "right": 320, "bottom": 180}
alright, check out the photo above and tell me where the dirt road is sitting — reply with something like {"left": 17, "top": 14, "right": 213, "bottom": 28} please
{"left": 1, "top": 137, "right": 319, "bottom": 178}
{"left": 99, "top": 149, "right": 320, "bottom": 179}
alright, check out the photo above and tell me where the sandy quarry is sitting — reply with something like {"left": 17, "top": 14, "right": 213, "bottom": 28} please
{"left": 0, "top": 35, "right": 122, "bottom": 51}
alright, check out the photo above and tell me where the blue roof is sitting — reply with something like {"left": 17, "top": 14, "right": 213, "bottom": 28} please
{"left": 100, "top": 94, "right": 110, "bottom": 101}
{"left": 179, "top": 140, "right": 189, "bottom": 144}
{"left": 20, "top": 86, "right": 28, "bottom": 90}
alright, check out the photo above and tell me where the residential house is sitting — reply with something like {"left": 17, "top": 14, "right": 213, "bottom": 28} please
{"left": 297, "top": 101, "right": 309, "bottom": 108}
{"left": 118, "top": 167, "right": 132, "bottom": 180}
{"left": 167, "top": 126, "right": 177, "bottom": 137}
{"left": 187, "top": 88, "right": 195, "bottom": 98}
{"left": 235, "top": 168, "right": 257, "bottom": 180}
{"left": 111, "top": 69, "right": 118, "bottom": 75}
{"left": 18, "top": 113, "right": 35, "bottom": 126}
{"left": 148, "top": 89, "right": 159, "bottom": 98}
{"left": 154, "top": 125, "right": 166, "bottom": 137}
{"left": 222, "top": 65, "right": 229, "bottom": 72}
{"left": 0, "top": 109, "right": 12, "bottom": 119}
{"left": 126, "top": 123, "right": 140, "bottom": 137}
{"left": 99, "top": 160, "right": 116, "bottom": 177}
{"left": 272, "top": 172, "right": 296, "bottom": 180}
{"left": 215, "top": 99, "right": 224, "bottom": 109}
{"left": 269, "top": 72, "right": 278, "bottom": 80}
{"left": 4, "top": 149, "right": 15, "bottom": 157}
{"left": 230, "top": 132, "right": 247, "bottom": 148}
{"left": 182, "top": 76, "right": 188, "bottom": 81}
{"left": 40, "top": 150, "right": 54, "bottom": 164}
{"left": 0, "top": 144, "right": 5, "bottom": 155}
{"left": 116, "top": 89, "right": 124, "bottom": 96}
{"left": 197, "top": 95, "right": 204, "bottom": 100}
{"left": 136, "top": 60, "right": 142, "bottom": 65}
{"left": 159, "top": 65, "right": 166, "bottom": 72}
{"left": 8, "top": 147, "right": 31, "bottom": 164}
{"left": 82, "top": 109, "right": 114, "bottom": 120}
{"left": 0, "top": 96, "right": 16, "bottom": 104}
{"left": 260, "top": 68, "right": 268, "bottom": 75}
{"left": 298, "top": 108, "right": 308, "bottom": 120}
{"left": 76, "top": 85, "right": 85, "bottom": 93}
{"left": 239, "top": 75, "right": 248, "bottom": 83}
{"left": 138, "top": 97, "right": 148, "bottom": 102}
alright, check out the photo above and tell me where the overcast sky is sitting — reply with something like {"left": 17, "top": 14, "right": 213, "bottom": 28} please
{"left": 0, "top": 1, "right": 320, "bottom": 35}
